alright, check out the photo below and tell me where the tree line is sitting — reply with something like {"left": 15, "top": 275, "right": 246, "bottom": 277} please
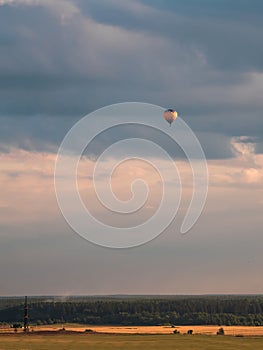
{"left": 0, "top": 296, "right": 263, "bottom": 326}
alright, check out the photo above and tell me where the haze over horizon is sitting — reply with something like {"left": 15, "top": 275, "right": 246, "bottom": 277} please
{"left": 0, "top": 0, "right": 262, "bottom": 295}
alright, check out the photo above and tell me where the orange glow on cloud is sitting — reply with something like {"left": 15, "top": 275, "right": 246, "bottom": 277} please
{"left": 0, "top": 144, "right": 262, "bottom": 232}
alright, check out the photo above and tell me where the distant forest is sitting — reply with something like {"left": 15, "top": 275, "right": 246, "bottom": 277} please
{"left": 1, "top": 295, "right": 263, "bottom": 326}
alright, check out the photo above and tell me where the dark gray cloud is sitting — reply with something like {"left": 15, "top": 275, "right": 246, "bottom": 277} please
{"left": 140, "top": 0, "right": 263, "bottom": 17}
{"left": 83, "top": 124, "right": 234, "bottom": 161}
{"left": 0, "top": 0, "right": 262, "bottom": 157}
{"left": 78, "top": 0, "right": 263, "bottom": 72}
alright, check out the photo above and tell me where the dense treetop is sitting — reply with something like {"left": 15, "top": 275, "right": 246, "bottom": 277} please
{"left": 1, "top": 295, "right": 263, "bottom": 326}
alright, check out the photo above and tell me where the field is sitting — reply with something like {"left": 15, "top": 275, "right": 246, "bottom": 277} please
{"left": 1, "top": 324, "right": 263, "bottom": 350}
{"left": 0, "top": 333, "right": 263, "bottom": 350}
{"left": 2, "top": 323, "right": 263, "bottom": 336}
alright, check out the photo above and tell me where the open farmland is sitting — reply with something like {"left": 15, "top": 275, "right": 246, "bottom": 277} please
{"left": 2, "top": 323, "right": 263, "bottom": 336}
{"left": 0, "top": 334, "right": 263, "bottom": 350}
{"left": 29, "top": 324, "right": 263, "bottom": 336}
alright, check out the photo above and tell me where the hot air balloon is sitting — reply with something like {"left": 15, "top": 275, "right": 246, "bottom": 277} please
{"left": 163, "top": 108, "right": 178, "bottom": 126}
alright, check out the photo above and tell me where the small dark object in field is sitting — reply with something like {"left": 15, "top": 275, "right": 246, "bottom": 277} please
{"left": 217, "top": 327, "right": 225, "bottom": 335}
{"left": 12, "top": 323, "right": 22, "bottom": 329}
{"left": 85, "top": 329, "right": 95, "bottom": 333}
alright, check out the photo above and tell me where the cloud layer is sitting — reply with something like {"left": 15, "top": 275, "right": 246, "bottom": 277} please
{"left": 0, "top": 0, "right": 263, "bottom": 157}
{"left": 0, "top": 0, "right": 263, "bottom": 294}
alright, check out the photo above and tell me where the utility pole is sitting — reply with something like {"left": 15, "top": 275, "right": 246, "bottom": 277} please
{"left": 24, "top": 296, "right": 29, "bottom": 332}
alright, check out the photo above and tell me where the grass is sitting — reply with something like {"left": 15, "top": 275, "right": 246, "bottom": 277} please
{"left": 0, "top": 334, "right": 263, "bottom": 350}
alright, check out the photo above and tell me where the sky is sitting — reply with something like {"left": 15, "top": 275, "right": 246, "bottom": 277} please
{"left": 0, "top": 0, "right": 263, "bottom": 295}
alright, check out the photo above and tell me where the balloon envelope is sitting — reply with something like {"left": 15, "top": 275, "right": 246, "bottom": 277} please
{"left": 163, "top": 109, "right": 178, "bottom": 126}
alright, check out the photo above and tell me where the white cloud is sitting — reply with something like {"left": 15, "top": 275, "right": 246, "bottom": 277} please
{"left": 231, "top": 136, "right": 260, "bottom": 168}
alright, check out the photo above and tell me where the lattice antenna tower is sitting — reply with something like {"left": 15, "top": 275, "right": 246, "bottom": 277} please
{"left": 23, "top": 296, "right": 29, "bottom": 332}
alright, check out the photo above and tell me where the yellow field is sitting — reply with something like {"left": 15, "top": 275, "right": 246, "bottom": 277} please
{"left": 2, "top": 324, "right": 263, "bottom": 336}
